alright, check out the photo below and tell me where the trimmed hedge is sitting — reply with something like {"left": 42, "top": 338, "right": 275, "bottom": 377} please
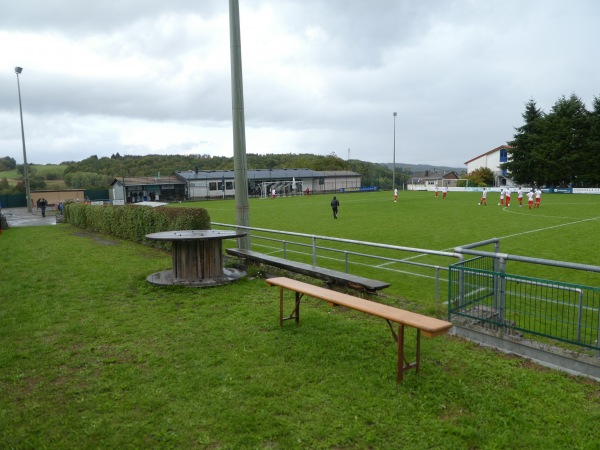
{"left": 64, "top": 203, "right": 211, "bottom": 245}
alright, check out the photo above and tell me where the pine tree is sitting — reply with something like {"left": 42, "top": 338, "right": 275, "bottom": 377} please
{"left": 505, "top": 99, "right": 545, "bottom": 185}
{"left": 543, "top": 94, "right": 591, "bottom": 186}
{"left": 585, "top": 96, "right": 600, "bottom": 186}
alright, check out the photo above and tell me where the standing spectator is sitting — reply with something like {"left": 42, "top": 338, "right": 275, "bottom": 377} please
{"left": 527, "top": 190, "right": 535, "bottom": 209}
{"left": 58, "top": 202, "right": 63, "bottom": 214}
{"left": 442, "top": 186, "right": 448, "bottom": 199}
{"left": 305, "top": 187, "right": 310, "bottom": 196}
{"left": 39, "top": 198, "right": 48, "bottom": 217}
{"left": 394, "top": 188, "right": 398, "bottom": 203}
{"left": 271, "top": 188, "right": 276, "bottom": 199}
{"left": 505, "top": 188, "right": 511, "bottom": 207}
{"left": 479, "top": 188, "right": 488, "bottom": 206}
{"left": 330, "top": 196, "right": 340, "bottom": 219}
{"left": 434, "top": 185, "right": 439, "bottom": 199}
{"left": 535, "top": 188, "right": 542, "bottom": 208}
{"left": 517, "top": 187, "right": 524, "bottom": 207}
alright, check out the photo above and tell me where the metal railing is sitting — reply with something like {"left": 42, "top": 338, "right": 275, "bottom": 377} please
{"left": 450, "top": 239, "right": 600, "bottom": 351}
{"left": 212, "top": 222, "right": 461, "bottom": 304}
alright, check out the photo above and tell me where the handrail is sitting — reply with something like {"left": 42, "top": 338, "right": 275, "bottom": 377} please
{"left": 212, "top": 222, "right": 463, "bottom": 305}
{"left": 212, "top": 222, "right": 462, "bottom": 260}
{"left": 454, "top": 242, "right": 600, "bottom": 273}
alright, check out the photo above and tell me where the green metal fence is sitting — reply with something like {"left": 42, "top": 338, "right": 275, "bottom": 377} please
{"left": 0, "top": 194, "right": 27, "bottom": 208}
{"left": 449, "top": 257, "right": 600, "bottom": 351}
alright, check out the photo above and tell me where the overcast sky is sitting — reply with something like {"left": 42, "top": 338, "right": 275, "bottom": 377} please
{"left": 1, "top": 1, "right": 598, "bottom": 168}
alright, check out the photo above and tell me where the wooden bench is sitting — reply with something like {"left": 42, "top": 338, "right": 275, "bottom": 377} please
{"left": 266, "top": 276, "right": 453, "bottom": 383}
{"left": 227, "top": 248, "right": 390, "bottom": 292}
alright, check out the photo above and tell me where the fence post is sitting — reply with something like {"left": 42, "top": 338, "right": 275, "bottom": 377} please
{"left": 575, "top": 289, "right": 583, "bottom": 342}
{"left": 493, "top": 241, "right": 502, "bottom": 313}
{"left": 312, "top": 236, "right": 317, "bottom": 266}
{"left": 498, "top": 256, "right": 507, "bottom": 335}
{"left": 435, "top": 266, "right": 440, "bottom": 307}
{"left": 597, "top": 305, "right": 600, "bottom": 357}
{"left": 493, "top": 256, "right": 500, "bottom": 310}
{"left": 283, "top": 241, "right": 287, "bottom": 259}
{"left": 345, "top": 251, "right": 349, "bottom": 273}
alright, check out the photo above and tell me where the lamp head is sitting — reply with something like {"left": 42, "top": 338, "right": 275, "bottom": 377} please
{"left": 15, "top": 67, "right": 23, "bottom": 74}
{"left": 393, "top": 112, "right": 397, "bottom": 117}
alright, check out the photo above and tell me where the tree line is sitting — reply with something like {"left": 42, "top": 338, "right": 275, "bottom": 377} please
{"left": 0, "top": 156, "right": 17, "bottom": 172}
{"left": 504, "top": 94, "right": 600, "bottom": 187}
{"left": 64, "top": 152, "right": 393, "bottom": 178}
{"left": 1, "top": 152, "right": 406, "bottom": 193}
{"left": 63, "top": 152, "right": 405, "bottom": 190}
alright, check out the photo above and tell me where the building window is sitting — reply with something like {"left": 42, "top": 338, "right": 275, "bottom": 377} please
{"left": 209, "top": 182, "right": 218, "bottom": 191}
{"left": 500, "top": 149, "right": 508, "bottom": 162}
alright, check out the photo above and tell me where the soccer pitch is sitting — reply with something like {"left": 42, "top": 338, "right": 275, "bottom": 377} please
{"left": 188, "top": 190, "right": 600, "bottom": 306}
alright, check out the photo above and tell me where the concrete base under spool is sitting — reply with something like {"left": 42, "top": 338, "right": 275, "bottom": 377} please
{"left": 147, "top": 267, "right": 247, "bottom": 287}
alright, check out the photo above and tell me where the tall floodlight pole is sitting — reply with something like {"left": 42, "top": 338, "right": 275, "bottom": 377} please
{"left": 392, "top": 112, "right": 397, "bottom": 191}
{"left": 229, "top": 0, "right": 250, "bottom": 249}
{"left": 15, "top": 67, "right": 32, "bottom": 213}
{"left": 347, "top": 148, "right": 350, "bottom": 189}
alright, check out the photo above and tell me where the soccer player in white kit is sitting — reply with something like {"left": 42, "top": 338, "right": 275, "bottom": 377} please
{"left": 535, "top": 188, "right": 542, "bottom": 208}
{"left": 527, "top": 190, "right": 534, "bottom": 209}
{"left": 479, "top": 188, "right": 488, "bottom": 205}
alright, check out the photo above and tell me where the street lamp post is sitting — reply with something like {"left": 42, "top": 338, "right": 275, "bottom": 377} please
{"left": 392, "top": 112, "right": 397, "bottom": 191}
{"left": 15, "top": 67, "right": 32, "bottom": 213}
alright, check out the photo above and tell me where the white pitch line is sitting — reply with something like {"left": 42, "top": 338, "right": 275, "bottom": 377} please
{"left": 501, "top": 205, "right": 600, "bottom": 220}
{"left": 493, "top": 216, "right": 600, "bottom": 241}
{"left": 402, "top": 215, "right": 600, "bottom": 261}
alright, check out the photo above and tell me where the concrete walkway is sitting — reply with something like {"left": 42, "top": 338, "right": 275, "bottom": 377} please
{"left": 1, "top": 207, "right": 60, "bottom": 228}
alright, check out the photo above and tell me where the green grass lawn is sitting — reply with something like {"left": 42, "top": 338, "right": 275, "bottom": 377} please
{"left": 0, "top": 168, "right": 19, "bottom": 179}
{"left": 200, "top": 189, "right": 600, "bottom": 262}
{"left": 0, "top": 165, "right": 67, "bottom": 188}
{"left": 188, "top": 190, "right": 600, "bottom": 304}
{"left": 1, "top": 191, "right": 599, "bottom": 449}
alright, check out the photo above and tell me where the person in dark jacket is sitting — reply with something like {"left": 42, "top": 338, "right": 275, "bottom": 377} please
{"left": 330, "top": 196, "right": 340, "bottom": 219}
{"left": 39, "top": 198, "right": 48, "bottom": 217}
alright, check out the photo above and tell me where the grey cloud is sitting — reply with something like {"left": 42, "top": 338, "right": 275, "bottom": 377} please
{"left": 2, "top": 0, "right": 600, "bottom": 166}
{"left": 0, "top": 0, "right": 224, "bottom": 34}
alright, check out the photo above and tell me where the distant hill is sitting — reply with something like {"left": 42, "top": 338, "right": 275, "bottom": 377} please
{"left": 386, "top": 163, "right": 465, "bottom": 174}
{"left": 1, "top": 153, "right": 464, "bottom": 192}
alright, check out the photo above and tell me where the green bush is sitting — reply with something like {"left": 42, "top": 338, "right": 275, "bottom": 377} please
{"left": 64, "top": 203, "right": 211, "bottom": 245}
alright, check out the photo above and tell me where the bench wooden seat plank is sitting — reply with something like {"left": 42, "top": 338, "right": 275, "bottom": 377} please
{"left": 227, "top": 248, "right": 390, "bottom": 291}
{"left": 266, "top": 276, "right": 452, "bottom": 382}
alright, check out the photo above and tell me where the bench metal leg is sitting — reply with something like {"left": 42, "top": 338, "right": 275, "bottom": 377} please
{"left": 396, "top": 324, "right": 421, "bottom": 383}
{"left": 279, "top": 287, "right": 284, "bottom": 328}
{"left": 279, "top": 287, "right": 302, "bottom": 328}
{"left": 294, "top": 292, "right": 301, "bottom": 325}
